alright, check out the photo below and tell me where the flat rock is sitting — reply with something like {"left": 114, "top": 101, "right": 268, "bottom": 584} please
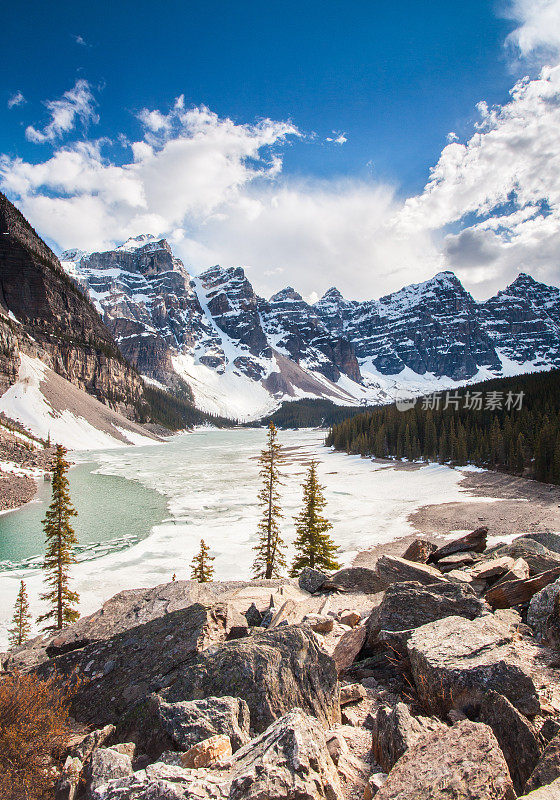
{"left": 428, "top": 527, "right": 488, "bottom": 563}
{"left": 494, "top": 558, "right": 531, "bottom": 587}
{"left": 374, "top": 720, "right": 515, "bottom": 800}
{"left": 375, "top": 556, "right": 447, "bottom": 588}
{"left": 525, "top": 732, "right": 560, "bottom": 793}
{"left": 160, "top": 625, "right": 341, "bottom": 733}
{"left": 87, "top": 748, "right": 133, "bottom": 797}
{"left": 371, "top": 702, "right": 446, "bottom": 772}
{"left": 479, "top": 690, "right": 542, "bottom": 794}
{"left": 519, "top": 533, "right": 560, "bottom": 556}
{"left": 407, "top": 614, "right": 540, "bottom": 717}
{"left": 471, "top": 557, "right": 516, "bottom": 580}
{"left": 36, "top": 603, "right": 230, "bottom": 726}
{"left": 332, "top": 625, "right": 367, "bottom": 676}
{"left": 495, "top": 540, "right": 560, "bottom": 576}
{"left": 365, "top": 580, "right": 486, "bottom": 654}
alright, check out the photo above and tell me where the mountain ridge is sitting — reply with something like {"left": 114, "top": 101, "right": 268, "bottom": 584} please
{"left": 61, "top": 235, "right": 560, "bottom": 419}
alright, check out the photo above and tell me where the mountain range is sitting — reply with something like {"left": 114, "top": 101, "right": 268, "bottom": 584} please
{"left": 61, "top": 235, "right": 560, "bottom": 420}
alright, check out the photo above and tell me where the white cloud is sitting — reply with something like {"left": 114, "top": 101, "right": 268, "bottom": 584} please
{"left": 326, "top": 132, "right": 348, "bottom": 145}
{"left": 25, "top": 80, "right": 98, "bottom": 144}
{"left": 505, "top": 0, "right": 560, "bottom": 59}
{"left": 72, "top": 34, "right": 88, "bottom": 46}
{"left": 7, "top": 91, "right": 25, "bottom": 109}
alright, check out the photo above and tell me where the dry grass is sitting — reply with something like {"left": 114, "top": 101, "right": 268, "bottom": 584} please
{"left": 0, "top": 671, "right": 74, "bottom": 800}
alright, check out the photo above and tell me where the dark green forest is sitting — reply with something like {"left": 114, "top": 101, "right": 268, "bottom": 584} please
{"left": 253, "top": 398, "right": 376, "bottom": 429}
{"left": 138, "top": 384, "right": 233, "bottom": 430}
{"left": 326, "top": 369, "right": 560, "bottom": 485}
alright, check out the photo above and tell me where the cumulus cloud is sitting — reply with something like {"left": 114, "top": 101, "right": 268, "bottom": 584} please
{"left": 25, "top": 79, "right": 98, "bottom": 144}
{"left": 506, "top": 0, "right": 560, "bottom": 59}
{"left": 7, "top": 91, "right": 25, "bottom": 109}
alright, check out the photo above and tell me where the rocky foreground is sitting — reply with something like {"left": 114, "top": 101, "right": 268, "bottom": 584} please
{"left": 5, "top": 529, "right": 560, "bottom": 799}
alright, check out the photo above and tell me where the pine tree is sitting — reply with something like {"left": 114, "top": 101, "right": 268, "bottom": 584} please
{"left": 290, "top": 460, "right": 340, "bottom": 575}
{"left": 253, "top": 422, "right": 286, "bottom": 579}
{"left": 37, "top": 445, "right": 79, "bottom": 631}
{"left": 8, "top": 580, "right": 31, "bottom": 648}
{"left": 191, "top": 539, "right": 215, "bottom": 582}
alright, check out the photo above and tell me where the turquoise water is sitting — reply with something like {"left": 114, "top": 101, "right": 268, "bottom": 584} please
{"left": 0, "top": 460, "right": 168, "bottom": 569}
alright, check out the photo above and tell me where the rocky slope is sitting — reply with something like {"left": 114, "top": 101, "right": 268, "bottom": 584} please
{"left": 63, "top": 238, "right": 560, "bottom": 419}
{"left": 7, "top": 528, "right": 560, "bottom": 799}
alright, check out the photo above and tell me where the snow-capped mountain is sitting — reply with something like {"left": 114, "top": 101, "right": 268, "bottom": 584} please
{"left": 61, "top": 237, "right": 560, "bottom": 419}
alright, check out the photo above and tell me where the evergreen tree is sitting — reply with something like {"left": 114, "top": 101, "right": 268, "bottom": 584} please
{"left": 37, "top": 445, "right": 79, "bottom": 631}
{"left": 290, "top": 460, "right": 340, "bottom": 575}
{"left": 8, "top": 580, "right": 31, "bottom": 648}
{"left": 191, "top": 539, "right": 215, "bottom": 582}
{"left": 253, "top": 423, "right": 286, "bottom": 579}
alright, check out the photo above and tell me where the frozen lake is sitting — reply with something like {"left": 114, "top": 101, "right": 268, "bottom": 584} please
{"left": 0, "top": 427, "right": 476, "bottom": 647}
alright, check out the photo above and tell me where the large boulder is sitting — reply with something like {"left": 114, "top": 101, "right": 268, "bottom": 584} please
{"left": 495, "top": 540, "right": 560, "bottom": 576}
{"left": 86, "top": 748, "right": 133, "bottom": 798}
{"left": 371, "top": 702, "right": 446, "bottom": 772}
{"left": 427, "top": 527, "right": 488, "bottom": 563}
{"left": 525, "top": 733, "right": 560, "bottom": 794}
{"left": 36, "top": 604, "right": 231, "bottom": 725}
{"left": 329, "top": 567, "right": 385, "bottom": 593}
{"left": 407, "top": 615, "right": 540, "bottom": 717}
{"left": 519, "top": 533, "right": 560, "bottom": 556}
{"left": 160, "top": 625, "right": 341, "bottom": 733}
{"left": 401, "top": 538, "right": 437, "bottom": 563}
{"left": 298, "top": 567, "right": 329, "bottom": 593}
{"left": 478, "top": 691, "right": 542, "bottom": 794}
{"left": 332, "top": 625, "right": 367, "bottom": 676}
{"left": 374, "top": 556, "right": 447, "bottom": 588}
{"left": 528, "top": 578, "right": 560, "bottom": 640}
{"left": 364, "top": 580, "right": 486, "bottom": 654}
{"left": 374, "top": 720, "right": 515, "bottom": 800}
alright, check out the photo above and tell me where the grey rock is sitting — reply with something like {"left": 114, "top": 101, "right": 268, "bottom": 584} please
{"left": 540, "top": 717, "right": 560, "bottom": 744}
{"left": 87, "top": 748, "right": 133, "bottom": 797}
{"left": 371, "top": 702, "right": 446, "bottom": 772}
{"left": 330, "top": 567, "right": 385, "bottom": 593}
{"left": 520, "top": 533, "right": 560, "bottom": 556}
{"left": 528, "top": 578, "right": 560, "bottom": 640}
{"left": 161, "top": 625, "right": 341, "bottom": 733}
{"left": 525, "top": 733, "right": 560, "bottom": 794}
{"left": 36, "top": 604, "right": 230, "bottom": 726}
{"left": 495, "top": 540, "right": 560, "bottom": 576}
{"left": 517, "top": 777, "right": 560, "bottom": 798}
{"left": 243, "top": 603, "right": 262, "bottom": 627}
{"left": 374, "top": 720, "right": 516, "bottom": 800}
{"left": 479, "top": 690, "right": 542, "bottom": 794}
{"left": 375, "top": 556, "right": 447, "bottom": 588}
{"left": 69, "top": 724, "right": 116, "bottom": 762}
{"left": 298, "top": 567, "right": 329, "bottom": 593}
{"left": 407, "top": 614, "right": 540, "bottom": 717}
{"left": 364, "top": 580, "right": 486, "bottom": 655}
{"left": 157, "top": 696, "right": 250, "bottom": 752}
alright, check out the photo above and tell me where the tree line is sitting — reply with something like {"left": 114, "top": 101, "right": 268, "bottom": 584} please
{"left": 325, "top": 369, "right": 560, "bottom": 484}
{"left": 9, "top": 424, "right": 340, "bottom": 646}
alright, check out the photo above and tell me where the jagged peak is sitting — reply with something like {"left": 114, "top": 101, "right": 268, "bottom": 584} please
{"left": 116, "top": 234, "right": 169, "bottom": 253}
{"left": 319, "top": 286, "right": 344, "bottom": 301}
{"left": 270, "top": 286, "right": 304, "bottom": 303}
{"left": 60, "top": 248, "right": 87, "bottom": 263}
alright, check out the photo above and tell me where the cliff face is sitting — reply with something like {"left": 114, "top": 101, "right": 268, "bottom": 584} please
{"left": 0, "top": 193, "right": 144, "bottom": 415}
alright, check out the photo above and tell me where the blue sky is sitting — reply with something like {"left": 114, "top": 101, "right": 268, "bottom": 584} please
{"left": 2, "top": 0, "right": 560, "bottom": 301}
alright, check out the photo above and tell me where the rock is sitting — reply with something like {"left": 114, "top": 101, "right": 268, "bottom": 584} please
{"left": 340, "top": 683, "right": 367, "bottom": 706}
{"left": 340, "top": 610, "right": 361, "bottom": 627}
{"left": 161, "top": 625, "right": 341, "bottom": 733}
{"left": 371, "top": 702, "right": 446, "bottom": 772}
{"left": 332, "top": 625, "right": 367, "bottom": 676}
{"left": 470, "top": 557, "right": 516, "bottom": 580}
{"left": 496, "top": 540, "right": 560, "bottom": 576}
{"left": 401, "top": 538, "right": 438, "bottom": 563}
{"left": 518, "top": 778, "right": 560, "bottom": 798}
{"left": 36, "top": 604, "right": 231, "bottom": 726}
{"left": 520, "top": 533, "right": 560, "bottom": 556}
{"left": 528, "top": 578, "right": 560, "bottom": 639}
{"left": 330, "top": 567, "right": 385, "bottom": 593}
{"left": 228, "top": 709, "right": 343, "bottom": 799}
{"left": 268, "top": 599, "right": 297, "bottom": 628}
{"left": 243, "top": 603, "right": 262, "bottom": 627}
{"left": 303, "top": 614, "right": 334, "bottom": 633}
{"left": 407, "top": 614, "right": 540, "bottom": 717}
{"left": 427, "top": 527, "right": 488, "bottom": 563}
{"left": 485, "top": 566, "right": 560, "bottom": 609}
{"left": 87, "top": 748, "right": 133, "bottom": 797}
{"left": 479, "top": 691, "right": 542, "bottom": 794}
{"left": 298, "top": 567, "right": 329, "bottom": 593}
{"left": 326, "top": 730, "right": 348, "bottom": 764}
{"left": 109, "top": 743, "right": 136, "bottom": 759}
{"left": 180, "top": 734, "right": 232, "bottom": 768}
{"left": 55, "top": 756, "right": 82, "bottom": 800}
{"left": 374, "top": 720, "right": 515, "bottom": 800}
{"left": 436, "top": 552, "right": 476, "bottom": 572}
{"left": 375, "top": 556, "right": 448, "bottom": 588}
{"left": 68, "top": 724, "right": 116, "bottom": 762}
{"left": 158, "top": 695, "right": 250, "bottom": 753}
{"left": 540, "top": 717, "right": 560, "bottom": 744}
{"left": 525, "top": 733, "right": 560, "bottom": 793}
{"left": 494, "top": 557, "right": 531, "bottom": 587}
{"left": 364, "top": 773, "right": 388, "bottom": 799}
{"left": 364, "top": 580, "right": 486, "bottom": 654}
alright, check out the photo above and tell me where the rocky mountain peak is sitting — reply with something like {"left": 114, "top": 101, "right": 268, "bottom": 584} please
{"left": 270, "top": 287, "right": 304, "bottom": 303}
